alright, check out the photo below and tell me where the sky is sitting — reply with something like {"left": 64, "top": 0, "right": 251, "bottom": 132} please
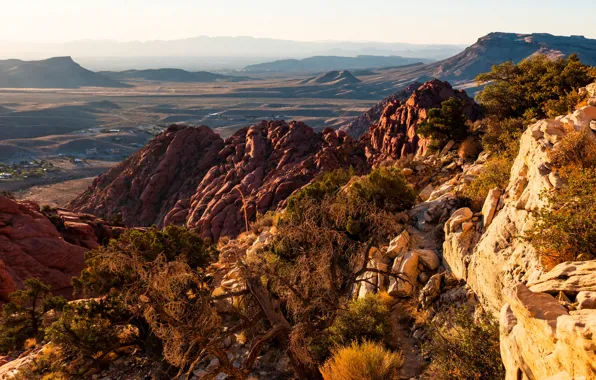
{"left": 2, "top": 0, "right": 596, "bottom": 45}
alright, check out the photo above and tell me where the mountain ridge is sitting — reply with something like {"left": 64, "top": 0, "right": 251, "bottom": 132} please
{"left": 0, "top": 56, "right": 129, "bottom": 88}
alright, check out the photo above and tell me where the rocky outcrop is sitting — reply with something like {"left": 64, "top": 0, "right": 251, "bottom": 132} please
{"left": 0, "top": 196, "right": 118, "bottom": 301}
{"left": 339, "top": 82, "right": 421, "bottom": 138}
{"left": 360, "top": 79, "right": 481, "bottom": 164}
{"left": 68, "top": 124, "right": 225, "bottom": 228}
{"left": 70, "top": 121, "right": 367, "bottom": 240}
{"left": 501, "top": 276, "right": 596, "bottom": 379}
{"left": 443, "top": 104, "right": 596, "bottom": 315}
{"left": 441, "top": 87, "right": 596, "bottom": 378}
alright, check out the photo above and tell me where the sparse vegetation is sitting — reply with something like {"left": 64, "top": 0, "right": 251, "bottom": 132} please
{"left": 460, "top": 154, "right": 512, "bottom": 207}
{"left": 422, "top": 306, "right": 504, "bottom": 380}
{"left": 320, "top": 341, "right": 404, "bottom": 380}
{"left": 0, "top": 278, "right": 66, "bottom": 354}
{"left": 417, "top": 97, "right": 471, "bottom": 151}
{"left": 527, "top": 167, "right": 596, "bottom": 265}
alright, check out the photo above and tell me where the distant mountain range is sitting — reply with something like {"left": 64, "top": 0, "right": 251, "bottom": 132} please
{"left": 0, "top": 37, "right": 466, "bottom": 72}
{"left": 243, "top": 55, "right": 433, "bottom": 73}
{"left": 102, "top": 68, "right": 254, "bottom": 83}
{"left": 0, "top": 57, "right": 129, "bottom": 88}
{"left": 370, "top": 33, "right": 596, "bottom": 88}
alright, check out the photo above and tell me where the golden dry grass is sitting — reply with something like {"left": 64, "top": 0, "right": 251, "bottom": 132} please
{"left": 320, "top": 341, "right": 403, "bottom": 380}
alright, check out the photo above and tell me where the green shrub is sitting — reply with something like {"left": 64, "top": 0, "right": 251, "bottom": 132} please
{"left": 460, "top": 155, "right": 512, "bottom": 207}
{"left": 320, "top": 340, "right": 403, "bottom": 380}
{"left": 347, "top": 166, "right": 416, "bottom": 213}
{"left": 527, "top": 168, "right": 596, "bottom": 265}
{"left": 0, "top": 278, "right": 65, "bottom": 353}
{"left": 422, "top": 306, "right": 504, "bottom": 380}
{"left": 286, "top": 168, "right": 353, "bottom": 216}
{"left": 476, "top": 54, "right": 595, "bottom": 122}
{"left": 417, "top": 97, "right": 471, "bottom": 151}
{"left": 45, "top": 299, "right": 124, "bottom": 364}
{"left": 479, "top": 116, "right": 524, "bottom": 157}
{"left": 329, "top": 294, "right": 393, "bottom": 348}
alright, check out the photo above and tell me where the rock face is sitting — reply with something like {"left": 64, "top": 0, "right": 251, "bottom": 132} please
{"left": 70, "top": 121, "right": 367, "bottom": 240}
{"left": 500, "top": 280, "right": 596, "bottom": 379}
{"left": 0, "top": 196, "right": 118, "bottom": 301}
{"left": 339, "top": 82, "right": 421, "bottom": 138}
{"left": 360, "top": 79, "right": 481, "bottom": 164}
{"left": 441, "top": 87, "right": 596, "bottom": 378}
{"left": 68, "top": 124, "right": 225, "bottom": 228}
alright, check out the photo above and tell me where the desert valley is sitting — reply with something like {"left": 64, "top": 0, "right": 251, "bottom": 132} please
{"left": 1, "top": 9, "right": 596, "bottom": 379}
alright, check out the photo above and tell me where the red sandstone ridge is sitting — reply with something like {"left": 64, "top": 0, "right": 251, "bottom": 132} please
{"left": 70, "top": 121, "right": 367, "bottom": 241}
{"left": 339, "top": 81, "right": 422, "bottom": 139}
{"left": 360, "top": 79, "right": 481, "bottom": 164}
{"left": 0, "top": 196, "right": 120, "bottom": 301}
{"left": 68, "top": 124, "right": 225, "bottom": 228}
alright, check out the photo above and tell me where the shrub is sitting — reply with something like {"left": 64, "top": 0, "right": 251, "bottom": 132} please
{"left": 347, "top": 166, "right": 416, "bottom": 213}
{"left": 286, "top": 168, "right": 353, "bottom": 216}
{"left": 73, "top": 226, "right": 217, "bottom": 297}
{"left": 548, "top": 128, "right": 596, "bottom": 170}
{"left": 45, "top": 298, "right": 128, "bottom": 365}
{"left": 0, "top": 278, "right": 66, "bottom": 353}
{"left": 320, "top": 341, "right": 403, "bottom": 380}
{"left": 476, "top": 54, "right": 595, "bottom": 122}
{"left": 479, "top": 116, "right": 524, "bottom": 157}
{"left": 328, "top": 294, "right": 393, "bottom": 348}
{"left": 460, "top": 155, "right": 512, "bottom": 207}
{"left": 527, "top": 168, "right": 596, "bottom": 265}
{"left": 417, "top": 97, "right": 471, "bottom": 151}
{"left": 422, "top": 306, "right": 504, "bottom": 380}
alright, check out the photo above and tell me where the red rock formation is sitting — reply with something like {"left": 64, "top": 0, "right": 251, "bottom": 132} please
{"left": 68, "top": 124, "right": 225, "bottom": 228}
{"left": 169, "top": 121, "right": 367, "bottom": 240}
{"left": 360, "top": 79, "right": 481, "bottom": 164}
{"left": 70, "top": 121, "right": 367, "bottom": 240}
{"left": 0, "top": 196, "right": 118, "bottom": 301}
{"left": 339, "top": 81, "right": 421, "bottom": 138}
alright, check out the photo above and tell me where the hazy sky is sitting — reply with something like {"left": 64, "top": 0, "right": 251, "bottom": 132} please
{"left": 2, "top": 0, "right": 596, "bottom": 44}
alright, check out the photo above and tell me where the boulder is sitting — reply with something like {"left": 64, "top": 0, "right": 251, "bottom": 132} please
{"left": 577, "top": 291, "right": 596, "bottom": 310}
{"left": 386, "top": 231, "right": 410, "bottom": 258}
{"left": 481, "top": 188, "right": 500, "bottom": 228}
{"left": 419, "top": 273, "right": 442, "bottom": 308}
{"left": 414, "top": 249, "right": 440, "bottom": 271}
{"left": 388, "top": 251, "right": 419, "bottom": 297}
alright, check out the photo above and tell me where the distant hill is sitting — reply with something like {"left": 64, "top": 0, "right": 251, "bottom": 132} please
{"left": 300, "top": 70, "right": 362, "bottom": 85}
{"left": 244, "top": 55, "right": 433, "bottom": 73}
{"left": 430, "top": 32, "right": 596, "bottom": 81}
{"left": 103, "top": 68, "right": 254, "bottom": 83}
{"left": 0, "top": 57, "right": 129, "bottom": 88}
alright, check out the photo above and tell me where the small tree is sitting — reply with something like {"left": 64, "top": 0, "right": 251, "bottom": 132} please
{"left": 0, "top": 278, "right": 65, "bottom": 352}
{"left": 476, "top": 54, "right": 595, "bottom": 121}
{"left": 417, "top": 98, "right": 470, "bottom": 151}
